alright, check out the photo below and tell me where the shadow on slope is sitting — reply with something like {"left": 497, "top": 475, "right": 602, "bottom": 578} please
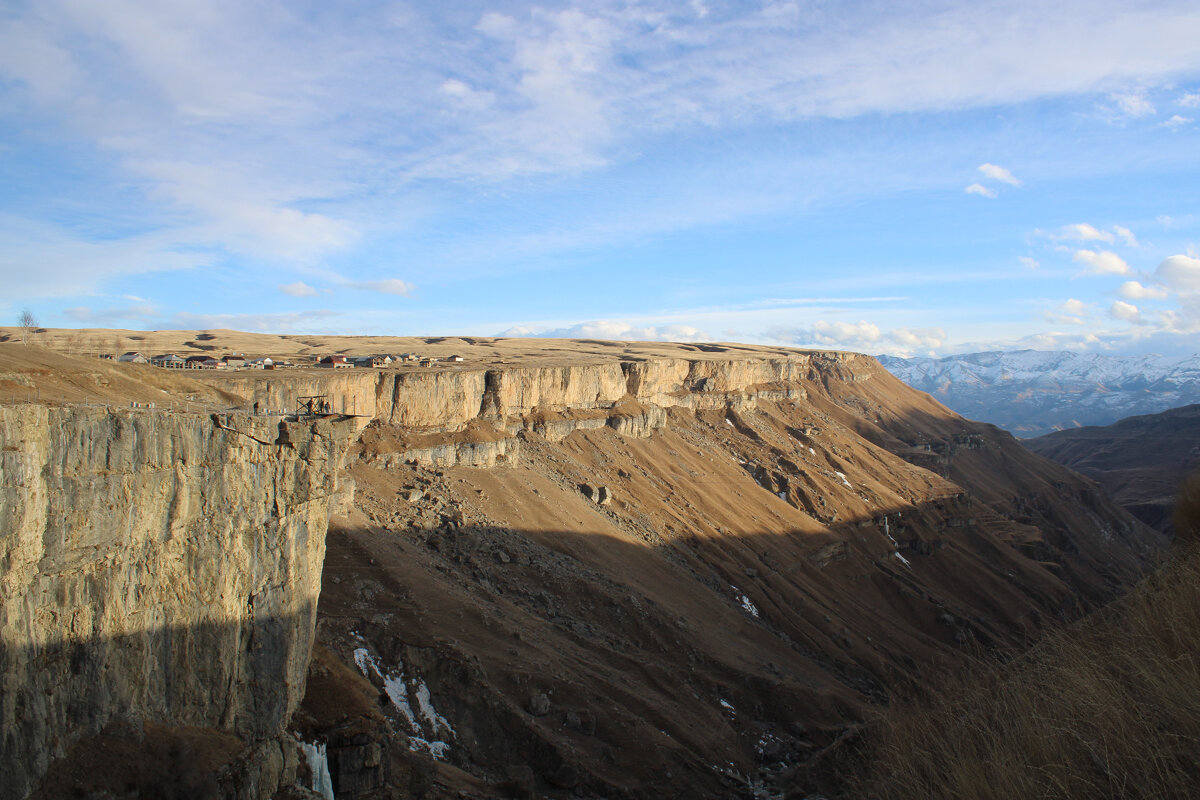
{"left": 307, "top": 490, "right": 1149, "bottom": 800}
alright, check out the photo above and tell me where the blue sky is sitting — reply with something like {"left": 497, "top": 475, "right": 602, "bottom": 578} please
{"left": 3, "top": 0, "right": 1200, "bottom": 356}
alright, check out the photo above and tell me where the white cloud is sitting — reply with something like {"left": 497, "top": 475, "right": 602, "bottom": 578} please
{"left": 1156, "top": 254, "right": 1200, "bottom": 292}
{"left": 1061, "top": 223, "right": 1114, "bottom": 243}
{"left": 1117, "top": 280, "right": 1167, "bottom": 300}
{"left": 1178, "top": 92, "right": 1200, "bottom": 108}
{"left": 978, "top": 163, "right": 1020, "bottom": 186}
{"left": 1019, "top": 256, "right": 1040, "bottom": 269}
{"left": 1073, "top": 249, "right": 1130, "bottom": 275}
{"left": 500, "top": 320, "right": 712, "bottom": 342}
{"left": 766, "top": 320, "right": 943, "bottom": 356}
{"left": 887, "top": 327, "right": 947, "bottom": 352}
{"left": 279, "top": 281, "right": 320, "bottom": 297}
{"left": 1044, "top": 298, "right": 1089, "bottom": 325}
{"left": 1111, "top": 225, "right": 1139, "bottom": 246}
{"left": 345, "top": 279, "right": 415, "bottom": 296}
{"left": 1061, "top": 298, "right": 1088, "bottom": 315}
{"left": 1161, "top": 114, "right": 1192, "bottom": 129}
{"left": 1108, "top": 300, "right": 1142, "bottom": 323}
{"left": 1113, "top": 91, "right": 1156, "bottom": 117}
{"left": 439, "top": 78, "right": 495, "bottom": 112}
{"left": 965, "top": 183, "right": 996, "bottom": 198}
{"left": 1157, "top": 214, "right": 1198, "bottom": 230}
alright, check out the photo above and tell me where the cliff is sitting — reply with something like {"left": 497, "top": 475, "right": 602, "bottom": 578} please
{"left": 0, "top": 406, "right": 356, "bottom": 799}
{"left": 0, "top": 339, "right": 1165, "bottom": 799}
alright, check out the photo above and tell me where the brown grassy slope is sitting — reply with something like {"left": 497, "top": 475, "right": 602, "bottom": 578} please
{"left": 1025, "top": 404, "right": 1200, "bottom": 534}
{"left": 849, "top": 517, "right": 1200, "bottom": 800}
{"left": 309, "top": 357, "right": 1160, "bottom": 798}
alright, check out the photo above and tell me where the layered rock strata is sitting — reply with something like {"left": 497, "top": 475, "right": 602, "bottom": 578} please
{"left": 0, "top": 407, "right": 355, "bottom": 799}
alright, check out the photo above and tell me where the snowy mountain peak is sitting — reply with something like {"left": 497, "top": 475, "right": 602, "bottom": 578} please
{"left": 878, "top": 350, "right": 1200, "bottom": 437}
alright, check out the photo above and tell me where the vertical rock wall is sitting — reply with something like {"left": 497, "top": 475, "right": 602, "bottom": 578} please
{"left": 0, "top": 407, "right": 355, "bottom": 799}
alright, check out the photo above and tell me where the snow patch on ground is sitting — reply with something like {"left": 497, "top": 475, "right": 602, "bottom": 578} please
{"left": 730, "top": 585, "right": 760, "bottom": 617}
{"left": 719, "top": 698, "right": 736, "bottom": 714}
{"left": 351, "top": 636, "right": 454, "bottom": 759}
{"left": 835, "top": 471, "right": 852, "bottom": 488}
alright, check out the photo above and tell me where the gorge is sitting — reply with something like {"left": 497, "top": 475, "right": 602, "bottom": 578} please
{"left": 0, "top": 335, "right": 1163, "bottom": 799}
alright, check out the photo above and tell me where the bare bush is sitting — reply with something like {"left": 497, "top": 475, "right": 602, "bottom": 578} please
{"left": 851, "top": 543, "right": 1200, "bottom": 800}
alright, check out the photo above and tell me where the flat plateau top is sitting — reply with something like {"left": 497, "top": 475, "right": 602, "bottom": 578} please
{"left": 0, "top": 329, "right": 842, "bottom": 408}
{"left": 0, "top": 327, "right": 816, "bottom": 364}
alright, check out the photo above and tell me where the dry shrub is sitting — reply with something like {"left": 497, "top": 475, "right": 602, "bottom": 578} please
{"left": 851, "top": 541, "right": 1200, "bottom": 800}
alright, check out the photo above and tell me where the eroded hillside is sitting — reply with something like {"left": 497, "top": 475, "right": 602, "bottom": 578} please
{"left": 0, "top": 338, "right": 1162, "bottom": 799}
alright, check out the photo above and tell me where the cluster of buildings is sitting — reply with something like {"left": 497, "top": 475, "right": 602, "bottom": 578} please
{"left": 113, "top": 351, "right": 466, "bottom": 370}
{"left": 316, "top": 353, "right": 464, "bottom": 369}
{"left": 115, "top": 352, "right": 280, "bottom": 370}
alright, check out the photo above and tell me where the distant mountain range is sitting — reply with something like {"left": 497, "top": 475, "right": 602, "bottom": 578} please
{"left": 878, "top": 350, "right": 1200, "bottom": 437}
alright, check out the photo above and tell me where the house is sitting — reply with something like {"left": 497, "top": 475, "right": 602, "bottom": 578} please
{"left": 396, "top": 353, "right": 419, "bottom": 362}
{"left": 150, "top": 354, "right": 186, "bottom": 369}
{"left": 223, "top": 354, "right": 247, "bottom": 368}
{"left": 319, "top": 355, "right": 354, "bottom": 369}
{"left": 118, "top": 352, "right": 148, "bottom": 364}
{"left": 247, "top": 357, "right": 274, "bottom": 370}
{"left": 201, "top": 357, "right": 227, "bottom": 369}
{"left": 353, "top": 355, "right": 391, "bottom": 368}
{"left": 447, "top": 354, "right": 464, "bottom": 362}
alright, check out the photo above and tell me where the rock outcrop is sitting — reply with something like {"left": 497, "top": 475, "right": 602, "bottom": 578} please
{"left": 0, "top": 407, "right": 356, "bottom": 799}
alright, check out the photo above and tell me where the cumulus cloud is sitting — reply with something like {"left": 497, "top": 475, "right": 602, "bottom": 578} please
{"left": 1161, "top": 114, "right": 1192, "bottom": 129}
{"left": 965, "top": 183, "right": 996, "bottom": 198}
{"left": 1178, "top": 92, "right": 1200, "bottom": 108}
{"left": 978, "top": 163, "right": 1020, "bottom": 185}
{"left": 1073, "top": 249, "right": 1130, "bottom": 275}
{"left": 344, "top": 279, "right": 415, "bottom": 296}
{"left": 499, "top": 320, "right": 712, "bottom": 342}
{"left": 279, "top": 281, "right": 320, "bottom": 297}
{"left": 1156, "top": 254, "right": 1200, "bottom": 292}
{"left": 1019, "top": 256, "right": 1040, "bottom": 269}
{"left": 1118, "top": 280, "right": 1168, "bottom": 300}
{"left": 1108, "top": 300, "right": 1142, "bottom": 323}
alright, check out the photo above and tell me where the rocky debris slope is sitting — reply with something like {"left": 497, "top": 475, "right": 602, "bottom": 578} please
{"left": 0, "top": 406, "right": 356, "bottom": 799}
{"left": 879, "top": 350, "right": 1200, "bottom": 437}
{"left": 1025, "top": 403, "right": 1200, "bottom": 534}
{"left": 301, "top": 351, "right": 1161, "bottom": 799}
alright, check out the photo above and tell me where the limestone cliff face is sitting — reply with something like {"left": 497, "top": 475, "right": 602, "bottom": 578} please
{"left": 0, "top": 407, "right": 355, "bottom": 799}
{"left": 237, "top": 356, "right": 820, "bottom": 468}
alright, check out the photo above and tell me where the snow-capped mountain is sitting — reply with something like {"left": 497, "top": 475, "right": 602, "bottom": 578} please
{"left": 878, "top": 350, "right": 1200, "bottom": 437}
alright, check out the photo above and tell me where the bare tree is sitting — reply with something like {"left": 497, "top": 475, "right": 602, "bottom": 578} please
{"left": 66, "top": 328, "right": 84, "bottom": 355}
{"left": 19, "top": 308, "right": 37, "bottom": 345}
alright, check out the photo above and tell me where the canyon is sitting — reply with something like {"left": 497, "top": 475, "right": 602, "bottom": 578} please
{"left": 0, "top": 334, "right": 1164, "bottom": 799}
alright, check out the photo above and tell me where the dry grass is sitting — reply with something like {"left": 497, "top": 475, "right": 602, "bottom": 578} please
{"left": 852, "top": 541, "right": 1200, "bottom": 799}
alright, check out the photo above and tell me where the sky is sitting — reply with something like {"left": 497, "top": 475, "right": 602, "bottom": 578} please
{"left": 3, "top": 0, "right": 1200, "bottom": 357}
